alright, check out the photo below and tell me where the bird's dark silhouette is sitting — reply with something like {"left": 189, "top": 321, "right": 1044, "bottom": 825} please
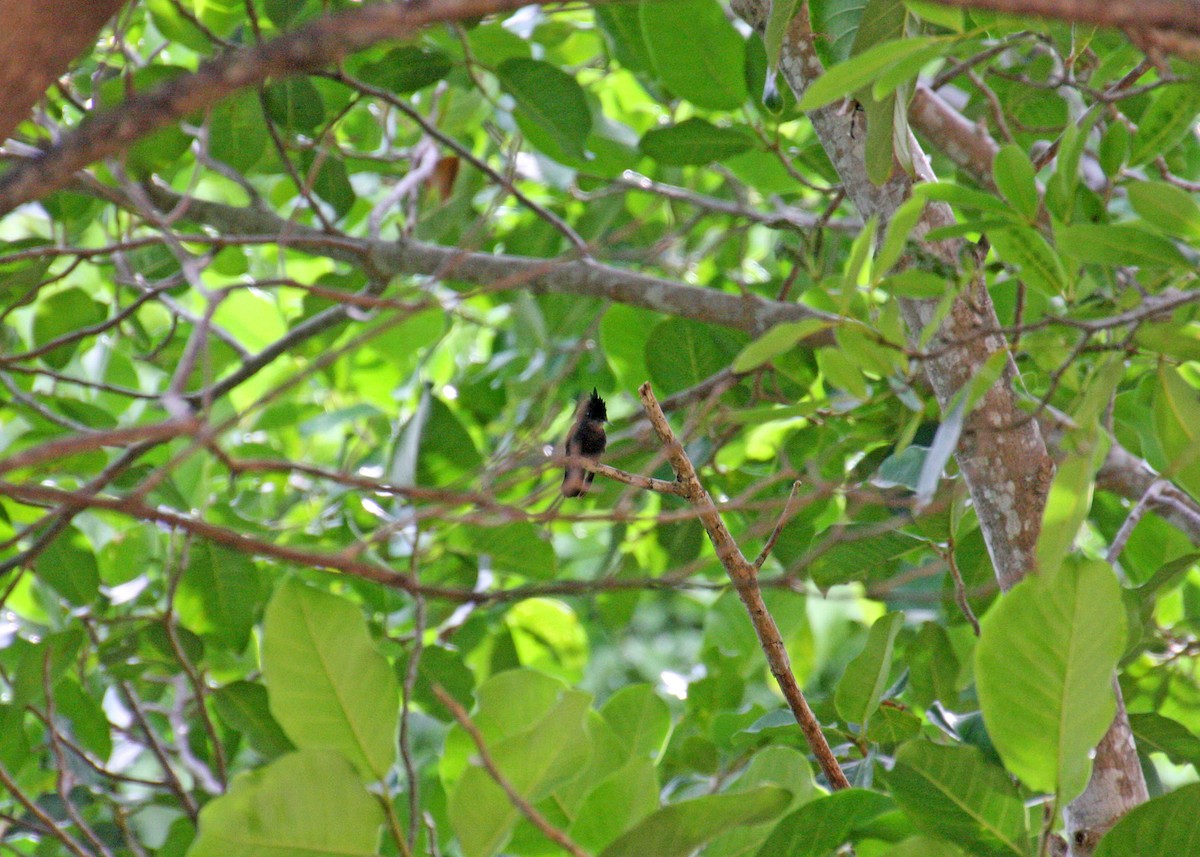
{"left": 561, "top": 389, "right": 607, "bottom": 497}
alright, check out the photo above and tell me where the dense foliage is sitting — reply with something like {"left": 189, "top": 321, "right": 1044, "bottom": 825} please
{"left": 1, "top": 0, "right": 1200, "bottom": 854}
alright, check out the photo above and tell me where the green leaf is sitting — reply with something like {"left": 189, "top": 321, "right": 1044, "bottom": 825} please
{"left": 1153, "top": 365, "right": 1200, "bottom": 501}
{"left": 864, "top": 92, "right": 899, "bottom": 184}
{"left": 755, "top": 788, "right": 893, "bottom": 857}
{"left": 261, "top": 579, "right": 398, "bottom": 781}
{"left": 835, "top": 611, "right": 903, "bottom": 725}
{"left": 640, "top": 0, "right": 748, "bottom": 110}
{"left": 764, "top": 0, "right": 802, "bottom": 77}
{"left": 299, "top": 150, "right": 355, "bottom": 220}
{"left": 975, "top": 558, "right": 1126, "bottom": 801}
{"left": 1130, "top": 82, "right": 1200, "bottom": 166}
{"left": 263, "top": 77, "right": 326, "bottom": 132}
{"left": 177, "top": 540, "right": 260, "bottom": 651}
{"left": 32, "top": 288, "right": 106, "bottom": 369}
{"left": 187, "top": 750, "right": 383, "bottom": 857}
{"left": 796, "top": 37, "right": 939, "bottom": 111}
{"left": 1129, "top": 712, "right": 1200, "bottom": 770}
{"left": 989, "top": 225, "right": 1067, "bottom": 296}
{"left": 570, "top": 758, "right": 660, "bottom": 851}
{"left": 638, "top": 119, "right": 754, "bottom": 166}
{"left": 1127, "top": 180, "right": 1200, "bottom": 243}
{"left": 1056, "top": 223, "right": 1188, "bottom": 268}
{"left": 208, "top": 90, "right": 266, "bottom": 173}
{"left": 647, "top": 317, "right": 745, "bottom": 394}
{"left": 809, "top": 0, "right": 868, "bottom": 68}
{"left": 461, "top": 522, "right": 557, "bottom": 580}
{"left": 34, "top": 534, "right": 99, "bottom": 606}
{"left": 1098, "top": 120, "right": 1130, "bottom": 177}
{"left": 733, "top": 320, "right": 834, "bottom": 373}
{"left": 504, "top": 598, "right": 588, "bottom": 683}
{"left": 359, "top": 45, "right": 453, "bottom": 94}
{"left": 497, "top": 58, "right": 592, "bottom": 161}
{"left": 1094, "top": 783, "right": 1200, "bottom": 856}
{"left": 883, "top": 741, "right": 1030, "bottom": 857}
{"left": 1037, "top": 357, "right": 1122, "bottom": 573}
{"left": 596, "top": 3, "right": 654, "bottom": 72}
{"left": 874, "top": 196, "right": 926, "bottom": 280}
{"left": 213, "top": 681, "right": 295, "bottom": 760}
{"left": 992, "top": 144, "right": 1038, "bottom": 222}
{"left": 600, "top": 786, "right": 792, "bottom": 857}
{"left": 601, "top": 684, "right": 672, "bottom": 760}
{"left": 809, "top": 528, "right": 924, "bottom": 589}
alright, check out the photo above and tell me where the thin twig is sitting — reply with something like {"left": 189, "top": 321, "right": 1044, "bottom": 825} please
{"left": 0, "top": 419, "right": 200, "bottom": 476}
{"left": 431, "top": 685, "right": 591, "bottom": 857}
{"left": 636, "top": 381, "right": 851, "bottom": 791}
{"left": 754, "top": 480, "right": 804, "bottom": 570}
{"left": 1106, "top": 479, "right": 1164, "bottom": 574}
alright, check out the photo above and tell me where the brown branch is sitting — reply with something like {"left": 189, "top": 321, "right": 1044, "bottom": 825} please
{"left": 0, "top": 0, "right": 552, "bottom": 215}
{"left": 926, "top": 0, "right": 1200, "bottom": 35}
{"left": 0, "top": 419, "right": 200, "bottom": 476}
{"left": 432, "top": 685, "right": 591, "bottom": 857}
{"left": 576, "top": 458, "right": 690, "bottom": 497}
{"left": 636, "top": 381, "right": 851, "bottom": 791}
{"left": 0, "top": 0, "right": 127, "bottom": 143}
{"left": 754, "top": 480, "right": 804, "bottom": 570}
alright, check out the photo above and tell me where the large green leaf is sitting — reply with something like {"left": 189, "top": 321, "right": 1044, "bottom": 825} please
{"left": 796, "top": 37, "right": 938, "bottom": 110}
{"left": 639, "top": 119, "right": 755, "bottom": 166}
{"left": 1129, "top": 82, "right": 1200, "bottom": 166}
{"left": 31, "top": 288, "right": 106, "bottom": 369}
{"left": 755, "top": 788, "right": 894, "bottom": 857}
{"left": 640, "top": 0, "right": 748, "bottom": 110}
{"left": 809, "top": 0, "right": 868, "bottom": 68}
{"left": 992, "top": 144, "right": 1038, "bottom": 223}
{"left": 835, "top": 611, "right": 903, "bottom": 725}
{"left": 177, "top": 540, "right": 261, "bottom": 651}
{"left": 497, "top": 58, "right": 592, "bottom": 161}
{"left": 600, "top": 786, "right": 792, "bottom": 857}
{"left": 1094, "top": 783, "right": 1200, "bottom": 856}
{"left": 975, "top": 558, "right": 1126, "bottom": 801}
{"left": 34, "top": 533, "right": 100, "bottom": 606}
{"left": 1056, "top": 223, "right": 1188, "bottom": 269}
{"left": 188, "top": 750, "right": 383, "bottom": 857}
{"left": 883, "top": 741, "right": 1030, "bottom": 856}
{"left": 1129, "top": 712, "right": 1200, "bottom": 770}
{"left": 1036, "top": 357, "right": 1122, "bottom": 574}
{"left": 261, "top": 580, "right": 398, "bottom": 781}
{"left": 600, "top": 684, "right": 672, "bottom": 760}
{"left": 1127, "top": 180, "right": 1200, "bottom": 243}
{"left": 1153, "top": 365, "right": 1200, "bottom": 501}
{"left": 988, "top": 224, "right": 1067, "bottom": 296}
{"left": 569, "top": 757, "right": 660, "bottom": 851}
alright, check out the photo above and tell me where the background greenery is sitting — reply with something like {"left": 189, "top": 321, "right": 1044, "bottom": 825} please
{"left": 1, "top": 0, "right": 1200, "bottom": 854}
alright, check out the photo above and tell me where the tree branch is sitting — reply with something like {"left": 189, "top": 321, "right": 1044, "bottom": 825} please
{"left": 926, "top": 0, "right": 1200, "bottom": 35}
{"left": 0, "top": 0, "right": 552, "bottom": 215}
{"left": 637, "top": 381, "right": 851, "bottom": 791}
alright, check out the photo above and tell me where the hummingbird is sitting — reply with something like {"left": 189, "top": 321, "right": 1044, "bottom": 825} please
{"left": 561, "top": 388, "right": 607, "bottom": 497}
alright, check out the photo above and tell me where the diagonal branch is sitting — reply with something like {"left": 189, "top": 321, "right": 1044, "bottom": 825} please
{"left": 0, "top": 0, "right": 550, "bottom": 215}
{"left": 637, "top": 381, "right": 851, "bottom": 791}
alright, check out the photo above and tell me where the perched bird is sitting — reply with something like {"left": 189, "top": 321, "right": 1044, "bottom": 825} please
{"left": 561, "top": 388, "right": 607, "bottom": 497}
